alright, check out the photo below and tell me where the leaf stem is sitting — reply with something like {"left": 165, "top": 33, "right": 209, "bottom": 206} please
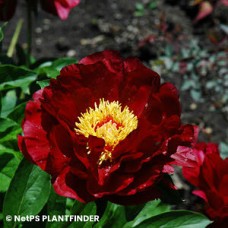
{"left": 6, "top": 19, "right": 23, "bottom": 58}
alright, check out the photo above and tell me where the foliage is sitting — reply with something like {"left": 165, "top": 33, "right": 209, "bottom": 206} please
{"left": 134, "top": 1, "right": 158, "bottom": 17}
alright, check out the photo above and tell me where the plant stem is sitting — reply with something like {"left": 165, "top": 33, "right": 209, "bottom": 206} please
{"left": 26, "top": 0, "right": 32, "bottom": 67}
{"left": 7, "top": 19, "right": 23, "bottom": 58}
{"left": 0, "top": 22, "right": 8, "bottom": 54}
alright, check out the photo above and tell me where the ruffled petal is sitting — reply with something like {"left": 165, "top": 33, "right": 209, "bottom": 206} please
{"left": 18, "top": 90, "right": 50, "bottom": 170}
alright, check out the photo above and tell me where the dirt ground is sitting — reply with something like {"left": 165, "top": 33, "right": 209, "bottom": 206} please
{"left": 5, "top": 1, "right": 192, "bottom": 58}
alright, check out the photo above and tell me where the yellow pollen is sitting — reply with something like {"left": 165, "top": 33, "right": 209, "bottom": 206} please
{"left": 74, "top": 99, "right": 138, "bottom": 165}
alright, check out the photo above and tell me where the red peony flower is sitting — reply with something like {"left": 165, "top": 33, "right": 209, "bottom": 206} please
{"left": 0, "top": 0, "right": 17, "bottom": 21}
{"left": 180, "top": 143, "right": 228, "bottom": 224}
{"left": 18, "top": 50, "right": 197, "bottom": 205}
{"left": 40, "top": 0, "right": 80, "bottom": 20}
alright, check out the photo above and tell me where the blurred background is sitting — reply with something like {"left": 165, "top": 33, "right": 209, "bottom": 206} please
{"left": 3, "top": 0, "right": 228, "bottom": 149}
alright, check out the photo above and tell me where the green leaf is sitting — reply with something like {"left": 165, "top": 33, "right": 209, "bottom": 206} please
{"left": 46, "top": 188, "right": 67, "bottom": 228}
{"left": 0, "top": 152, "right": 21, "bottom": 192}
{"left": 65, "top": 198, "right": 76, "bottom": 215}
{"left": 36, "top": 79, "right": 50, "bottom": 89}
{"left": 124, "top": 199, "right": 171, "bottom": 228}
{"left": 51, "top": 58, "right": 76, "bottom": 71}
{"left": 0, "top": 144, "right": 21, "bottom": 155}
{"left": 149, "top": 1, "right": 158, "bottom": 10}
{"left": 0, "top": 93, "right": 1, "bottom": 116}
{"left": 0, "top": 28, "right": 3, "bottom": 42}
{"left": 7, "top": 102, "right": 26, "bottom": 124}
{"left": 3, "top": 159, "right": 51, "bottom": 228}
{"left": 0, "top": 22, "right": 7, "bottom": 42}
{"left": 35, "top": 58, "right": 76, "bottom": 78}
{"left": 205, "top": 81, "right": 217, "bottom": 89}
{"left": 0, "top": 118, "right": 17, "bottom": 133}
{"left": 128, "top": 210, "right": 212, "bottom": 228}
{"left": 164, "top": 45, "right": 173, "bottom": 57}
{"left": 95, "top": 202, "right": 126, "bottom": 228}
{"left": 68, "top": 202, "right": 97, "bottom": 228}
{"left": 181, "top": 80, "right": 195, "bottom": 91}
{"left": 47, "top": 188, "right": 66, "bottom": 217}
{"left": 220, "top": 142, "right": 228, "bottom": 159}
{"left": 0, "top": 65, "right": 37, "bottom": 93}
{"left": 50, "top": 201, "right": 97, "bottom": 228}
{"left": 190, "top": 89, "right": 202, "bottom": 102}
{"left": 135, "top": 3, "right": 144, "bottom": 11}
{"left": 1, "top": 90, "right": 17, "bottom": 117}
{"left": 0, "top": 117, "right": 20, "bottom": 152}
{"left": 0, "top": 212, "right": 3, "bottom": 221}
{"left": 125, "top": 204, "right": 145, "bottom": 221}
{"left": 36, "top": 66, "right": 59, "bottom": 79}
{"left": 0, "top": 129, "right": 21, "bottom": 153}
{"left": 71, "top": 200, "right": 88, "bottom": 215}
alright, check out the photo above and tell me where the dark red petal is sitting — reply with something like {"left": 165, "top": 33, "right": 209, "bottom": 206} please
{"left": 87, "top": 136, "right": 105, "bottom": 170}
{"left": 77, "top": 61, "right": 122, "bottom": 101}
{"left": 219, "top": 174, "right": 228, "bottom": 196}
{"left": 118, "top": 152, "right": 145, "bottom": 173}
{"left": 204, "top": 143, "right": 219, "bottom": 155}
{"left": 40, "top": 0, "right": 58, "bottom": 17}
{"left": 86, "top": 172, "right": 134, "bottom": 198}
{"left": 166, "top": 124, "right": 198, "bottom": 155}
{"left": 60, "top": 64, "right": 80, "bottom": 78}
{"left": 94, "top": 151, "right": 144, "bottom": 183}
{"left": 45, "top": 125, "right": 72, "bottom": 177}
{"left": 70, "top": 158, "right": 88, "bottom": 179}
{"left": 42, "top": 82, "right": 94, "bottom": 130}
{"left": 117, "top": 158, "right": 166, "bottom": 196}
{"left": 79, "top": 50, "right": 122, "bottom": 67}
{"left": 120, "top": 58, "right": 160, "bottom": 116}
{"left": 42, "top": 60, "right": 123, "bottom": 129}
{"left": 160, "top": 115, "right": 181, "bottom": 136}
{"left": 199, "top": 155, "right": 217, "bottom": 189}
{"left": 53, "top": 167, "right": 94, "bottom": 202}
{"left": 73, "top": 137, "right": 90, "bottom": 168}
{"left": 141, "top": 95, "right": 163, "bottom": 125}
{"left": 182, "top": 166, "right": 201, "bottom": 187}
{"left": 88, "top": 136, "right": 105, "bottom": 154}
{"left": 124, "top": 57, "right": 160, "bottom": 85}
{"left": 158, "top": 83, "right": 181, "bottom": 117}
{"left": 123, "top": 85, "right": 153, "bottom": 117}
{"left": 18, "top": 90, "right": 50, "bottom": 170}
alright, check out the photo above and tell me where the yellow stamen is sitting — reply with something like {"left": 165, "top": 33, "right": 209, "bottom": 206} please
{"left": 75, "top": 99, "right": 138, "bottom": 165}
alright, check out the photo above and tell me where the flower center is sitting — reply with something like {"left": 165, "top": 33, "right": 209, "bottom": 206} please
{"left": 75, "top": 99, "right": 138, "bottom": 165}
